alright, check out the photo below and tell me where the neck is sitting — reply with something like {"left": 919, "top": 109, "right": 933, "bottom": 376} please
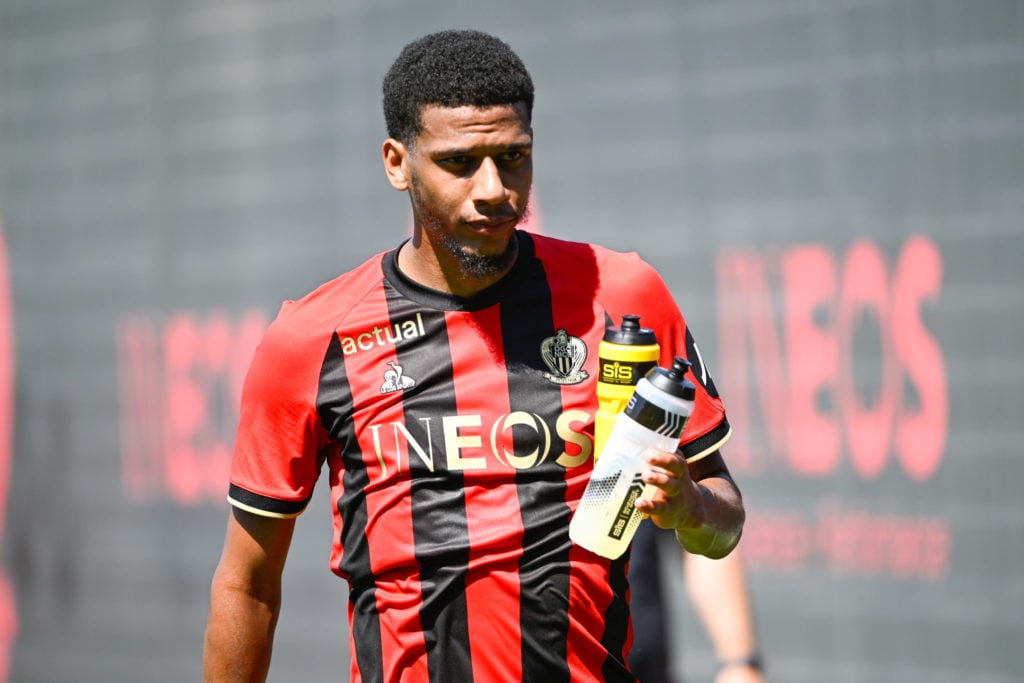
{"left": 397, "top": 232, "right": 520, "bottom": 298}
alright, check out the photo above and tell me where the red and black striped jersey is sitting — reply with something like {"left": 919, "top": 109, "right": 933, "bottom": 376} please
{"left": 228, "top": 231, "right": 731, "bottom": 683}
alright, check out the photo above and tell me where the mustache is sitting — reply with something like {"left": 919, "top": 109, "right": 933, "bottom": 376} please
{"left": 473, "top": 206, "right": 522, "bottom": 222}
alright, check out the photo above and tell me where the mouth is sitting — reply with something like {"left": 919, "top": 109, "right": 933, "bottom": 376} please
{"left": 467, "top": 215, "right": 519, "bottom": 233}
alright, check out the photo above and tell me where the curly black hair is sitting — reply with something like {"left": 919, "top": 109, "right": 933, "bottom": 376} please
{"left": 382, "top": 30, "right": 535, "bottom": 144}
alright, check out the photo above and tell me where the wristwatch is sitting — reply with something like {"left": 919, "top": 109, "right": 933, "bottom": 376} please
{"left": 717, "top": 652, "right": 764, "bottom": 673}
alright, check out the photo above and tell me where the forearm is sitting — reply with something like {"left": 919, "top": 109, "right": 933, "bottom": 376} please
{"left": 203, "top": 576, "right": 281, "bottom": 682}
{"left": 685, "top": 547, "right": 758, "bottom": 659}
{"left": 673, "top": 474, "right": 744, "bottom": 559}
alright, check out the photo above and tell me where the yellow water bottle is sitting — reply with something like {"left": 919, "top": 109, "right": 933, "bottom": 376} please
{"left": 595, "top": 314, "right": 660, "bottom": 459}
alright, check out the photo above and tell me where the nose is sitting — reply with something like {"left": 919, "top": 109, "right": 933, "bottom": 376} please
{"left": 473, "top": 157, "right": 510, "bottom": 205}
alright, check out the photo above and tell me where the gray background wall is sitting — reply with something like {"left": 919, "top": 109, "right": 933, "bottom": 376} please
{"left": 0, "top": 1, "right": 1022, "bottom": 681}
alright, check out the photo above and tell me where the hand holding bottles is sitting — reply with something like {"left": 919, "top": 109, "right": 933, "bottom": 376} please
{"left": 570, "top": 356, "right": 696, "bottom": 559}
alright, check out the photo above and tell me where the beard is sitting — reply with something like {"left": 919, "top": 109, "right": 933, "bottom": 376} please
{"left": 410, "top": 183, "right": 530, "bottom": 282}
{"left": 434, "top": 227, "right": 519, "bottom": 280}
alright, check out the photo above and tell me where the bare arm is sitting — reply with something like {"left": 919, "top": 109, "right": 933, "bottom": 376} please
{"left": 685, "top": 547, "right": 765, "bottom": 683}
{"left": 634, "top": 449, "right": 744, "bottom": 559}
{"left": 203, "top": 507, "right": 296, "bottom": 682}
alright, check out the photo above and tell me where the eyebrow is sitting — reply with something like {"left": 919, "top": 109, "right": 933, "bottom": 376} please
{"left": 431, "top": 141, "right": 533, "bottom": 157}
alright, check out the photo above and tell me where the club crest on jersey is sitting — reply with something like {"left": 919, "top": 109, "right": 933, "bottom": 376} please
{"left": 381, "top": 361, "right": 416, "bottom": 394}
{"left": 540, "top": 329, "right": 589, "bottom": 385}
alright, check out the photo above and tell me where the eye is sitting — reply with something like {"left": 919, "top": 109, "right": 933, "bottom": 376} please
{"left": 438, "top": 155, "right": 473, "bottom": 169}
{"left": 496, "top": 150, "right": 530, "bottom": 169}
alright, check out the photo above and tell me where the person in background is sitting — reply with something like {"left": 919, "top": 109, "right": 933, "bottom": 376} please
{"left": 203, "top": 29, "right": 745, "bottom": 683}
{"left": 630, "top": 521, "right": 765, "bottom": 683}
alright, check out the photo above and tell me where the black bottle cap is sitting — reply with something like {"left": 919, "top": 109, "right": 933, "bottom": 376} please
{"left": 603, "top": 314, "right": 657, "bottom": 345}
{"left": 645, "top": 357, "right": 696, "bottom": 400}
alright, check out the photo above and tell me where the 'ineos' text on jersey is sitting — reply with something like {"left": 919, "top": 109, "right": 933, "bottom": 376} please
{"left": 365, "top": 408, "right": 594, "bottom": 478}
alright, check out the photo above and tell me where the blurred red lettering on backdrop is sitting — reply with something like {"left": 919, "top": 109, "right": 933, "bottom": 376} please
{"left": 716, "top": 235, "right": 950, "bottom": 579}
{"left": 716, "top": 235, "right": 946, "bottom": 481}
{"left": 741, "top": 501, "right": 950, "bottom": 579}
{"left": 117, "top": 309, "right": 267, "bottom": 503}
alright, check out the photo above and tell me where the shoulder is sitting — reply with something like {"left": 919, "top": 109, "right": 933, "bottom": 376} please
{"left": 274, "top": 253, "right": 386, "bottom": 332}
{"left": 526, "top": 232, "right": 656, "bottom": 278}
{"left": 258, "top": 252, "right": 389, "bottom": 365}
{"left": 526, "top": 232, "right": 665, "bottom": 291}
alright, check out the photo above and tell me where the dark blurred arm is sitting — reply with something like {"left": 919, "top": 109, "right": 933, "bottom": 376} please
{"left": 686, "top": 546, "right": 765, "bottom": 683}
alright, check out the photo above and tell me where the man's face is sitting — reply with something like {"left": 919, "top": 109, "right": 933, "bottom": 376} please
{"left": 400, "top": 103, "right": 533, "bottom": 280}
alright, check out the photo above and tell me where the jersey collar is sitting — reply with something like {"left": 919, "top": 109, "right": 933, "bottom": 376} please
{"left": 383, "top": 230, "right": 537, "bottom": 312}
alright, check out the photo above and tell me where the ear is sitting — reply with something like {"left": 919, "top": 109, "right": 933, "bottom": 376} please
{"left": 382, "top": 138, "right": 410, "bottom": 191}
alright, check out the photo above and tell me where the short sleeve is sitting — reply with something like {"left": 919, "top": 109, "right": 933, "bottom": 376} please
{"left": 227, "top": 303, "right": 332, "bottom": 518}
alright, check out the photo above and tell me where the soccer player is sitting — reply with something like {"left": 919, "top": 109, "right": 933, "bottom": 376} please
{"left": 203, "top": 29, "right": 745, "bottom": 683}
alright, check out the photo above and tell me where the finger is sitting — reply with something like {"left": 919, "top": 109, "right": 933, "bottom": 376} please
{"left": 642, "top": 467, "right": 681, "bottom": 499}
{"left": 646, "top": 448, "right": 686, "bottom": 471}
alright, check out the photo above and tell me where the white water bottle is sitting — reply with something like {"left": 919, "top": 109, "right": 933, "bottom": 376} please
{"left": 570, "top": 357, "right": 696, "bottom": 559}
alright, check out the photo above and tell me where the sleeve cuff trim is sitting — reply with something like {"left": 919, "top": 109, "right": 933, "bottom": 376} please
{"left": 227, "top": 484, "right": 310, "bottom": 519}
{"left": 681, "top": 420, "right": 732, "bottom": 464}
